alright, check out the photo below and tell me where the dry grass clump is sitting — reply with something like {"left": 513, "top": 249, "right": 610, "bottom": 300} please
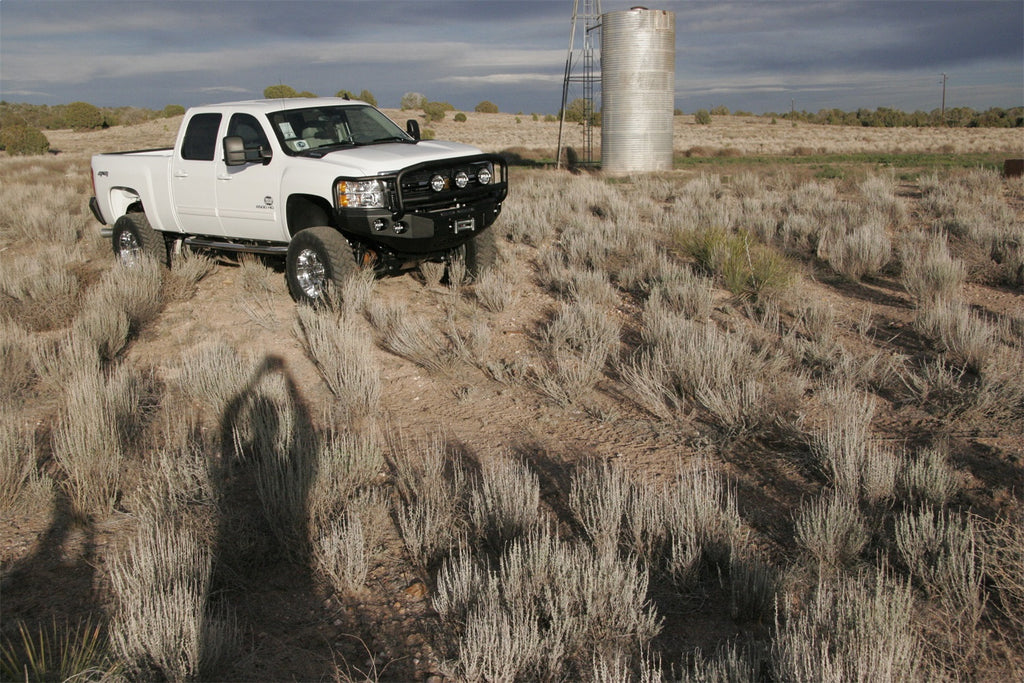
{"left": 0, "top": 319, "right": 37, "bottom": 407}
{"left": 435, "top": 527, "right": 660, "bottom": 681}
{"left": 900, "top": 231, "right": 965, "bottom": 304}
{"left": 367, "top": 300, "right": 454, "bottom": 374}
{"left": 314, "top": 505, "right": 376, "bottom": 594}
{"left": 0, "top": 248, "right": 82, "bottom": 331}
{"left": 51, "top": 364, "right": 143, "bottom": 517}
{"left": 228, "top": 366, "right": 316, "bottom": 560}
{"left": 809, "top": 384, "right": 897, "bottom": 502}
{"left": 773, "top": 569, "right": 924, "bottom": 681}
{"left": 820, "top": 214, "right": 892, "bottom": 281}
{"left": 625, "top": 301, "right": 784, "bottom": 432}
{"left": 165, "top": 250, "right": 216, "bottom": 300}
{"left": 900, "top": 445, "right": 960, "bottom": 507}
{"left": 473, "top": 265, "right": 518, "bottom": 313}
{"left": 913, "top": 296, "right": 997, "bottom": 372}
{"left": 895, "top": 507, "right": 988, "bottom": 666}
{"left": 535, "top": 296, "right": 620, "bottom": 405}
{"left": 982, "top": 510, "right": 1024, "bottom": 645}
{"left": 794, "top": 492, "right": 868, "bottom": 575}
{"left": 0, "top": 414, "right": 51, "bottom": 515}
{"left": 295, "top": 304, "right": 382, "bottom": 419}
{"left": 0, "top": 161, "right": 89, "bottom": 247}
{"left": 108, "top": 511, "right": 238, "bottom": 680}
{"left": 664, "top": 458, "right": 745, "bottom": 585}
{"left": 390, "top": 433, "right": 468, "bottom": 568}
{"left": 469, "top": 453, "right": 541, "bottom": 549}
{"left": 173, "top": 341, "right": 250, "bottom": 414}
{"left": 69, "top": 258, "right": 164, "bottom": 361}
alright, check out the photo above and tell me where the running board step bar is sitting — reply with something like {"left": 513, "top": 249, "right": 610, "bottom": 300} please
{"left": 183, "top": 237, "right": 288, "bottom": 255}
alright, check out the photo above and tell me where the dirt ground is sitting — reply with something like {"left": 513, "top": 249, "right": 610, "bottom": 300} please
{"left": 2, "top": 113, "right": 1023, "bottom": 680}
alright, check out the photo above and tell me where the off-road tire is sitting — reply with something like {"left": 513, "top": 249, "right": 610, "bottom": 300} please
{"left": 111, "top": 212, "right": 168, "bottom": 266}
{"left": 286, "top": 226, "right": 355, "bottom": 305}
{"left": 462, "top": 227, "right": 498, "bottom": 280}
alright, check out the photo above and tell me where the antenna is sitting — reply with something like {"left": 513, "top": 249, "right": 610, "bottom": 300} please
{"left": 556, "top": 0, "right": 602, "bottom": 169}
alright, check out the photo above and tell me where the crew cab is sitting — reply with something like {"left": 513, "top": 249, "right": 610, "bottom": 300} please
{"left": 89, "top": 98, "right": 508, "bottom": 303}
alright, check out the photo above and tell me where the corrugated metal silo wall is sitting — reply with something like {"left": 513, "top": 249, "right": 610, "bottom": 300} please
{"left": 601, "top": 8, "right": 676, "bottom": 173}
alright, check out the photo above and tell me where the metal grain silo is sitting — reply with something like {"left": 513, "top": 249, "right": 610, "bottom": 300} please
{"left": 601, "top": 7, "right": 675, "bottom": 173}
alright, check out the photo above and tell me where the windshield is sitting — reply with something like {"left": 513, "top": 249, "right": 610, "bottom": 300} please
{"left": 267, "top": 104, "right": 412, "bottom": 154}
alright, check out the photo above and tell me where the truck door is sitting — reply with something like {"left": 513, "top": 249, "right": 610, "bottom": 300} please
{"left": 171, "top": 112, "right": 224, "bottom": 236}
{"left": 216, "top": 114, "right": 283, "bottom": 242}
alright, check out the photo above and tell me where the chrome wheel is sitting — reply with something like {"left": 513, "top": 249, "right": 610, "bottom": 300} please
{"left": 116, "top": 229, "right": 143, "bottom": 266}
{"left": 294, "top": 247, "right": 327, "bottom": 299}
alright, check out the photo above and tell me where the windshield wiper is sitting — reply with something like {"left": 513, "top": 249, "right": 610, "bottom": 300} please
{"left": 303, "top": 141, "right": 359, "bottom": 157}
{"left": 369, "top": 136, "right": 415, "bottom": 144}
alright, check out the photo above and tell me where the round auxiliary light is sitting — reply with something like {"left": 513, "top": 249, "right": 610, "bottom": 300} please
{"left": 477, "top": 166, "right": 492, "bottom": 185}
{"left": 454, "top": 171, "right": 469, "bottom": 188}
{"left": 430, "top": 174, "right": 446, "bottom": 192}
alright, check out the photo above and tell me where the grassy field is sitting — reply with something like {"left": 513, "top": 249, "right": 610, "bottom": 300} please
{"left": 2, "top": 114, "right": 1023, "bottom": 681}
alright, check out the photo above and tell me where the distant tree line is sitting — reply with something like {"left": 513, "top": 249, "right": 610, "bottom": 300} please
{"left": 0, "top": 101, "right": 186, "bottom": 131}
{"left": 766, "top": 106, "right": 1023, "bottom": 128}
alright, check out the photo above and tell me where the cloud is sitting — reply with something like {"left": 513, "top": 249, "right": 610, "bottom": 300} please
{"left": 437, "top": 73, "right": 564, "bottom": 86}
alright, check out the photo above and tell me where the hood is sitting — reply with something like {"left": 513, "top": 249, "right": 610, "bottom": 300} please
{"left": 314, "top": 140, "right": 484, "bottom": 176}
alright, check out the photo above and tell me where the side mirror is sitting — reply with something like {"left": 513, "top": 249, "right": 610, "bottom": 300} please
{"left": 223, "top": 136, "right": 246, "bottom": 166}
{"left": 406, "top": 119, "right": 421, "bottom": 141}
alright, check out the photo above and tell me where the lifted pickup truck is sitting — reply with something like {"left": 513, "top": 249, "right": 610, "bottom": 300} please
{"left": 89, "top": 98, "right": 508, "bottom": 303}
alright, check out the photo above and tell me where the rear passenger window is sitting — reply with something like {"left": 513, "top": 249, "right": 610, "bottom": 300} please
{"left": 181, "top": 113, "right": 222, "bottom": 161}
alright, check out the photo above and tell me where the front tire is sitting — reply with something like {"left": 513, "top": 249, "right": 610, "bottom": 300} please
{"left": 286, "top": 226, "right": 355, "bottom": 305}
{"left": 111, "top": 213, "right": 168, "bottom": 266}
{"left": 457, "top": 228, "right": 499, "bottom": 281}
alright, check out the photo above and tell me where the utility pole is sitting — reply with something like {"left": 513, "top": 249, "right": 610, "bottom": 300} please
{"left": 940, "top": 73, "right": 947, "bottom": 123}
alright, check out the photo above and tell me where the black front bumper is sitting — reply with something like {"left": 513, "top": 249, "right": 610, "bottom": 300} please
{"left": 335, "top": 153, "right": 507, "bottom": 262}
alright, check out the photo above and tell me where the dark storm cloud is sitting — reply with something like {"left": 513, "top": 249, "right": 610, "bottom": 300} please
{"left": 1, "top": 0, "right": 1020, "bottom": 113}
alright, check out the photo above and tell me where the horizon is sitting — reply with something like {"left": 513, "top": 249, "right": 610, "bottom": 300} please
{"left": 2, "top": 1, "right": 1021, "bottom": 116}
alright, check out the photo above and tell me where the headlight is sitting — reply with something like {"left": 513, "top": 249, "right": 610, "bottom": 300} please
{"left": 454, "top": 171, "right": 469, "bottom": 189}
{"left": 336, "top": 179, "right": 385, "bottom": 209}
{"left": 430, "top": 174, "right": 446, "bottom": 192}
{"left": 477, "top": 165, "right": 493, "bottom": 185}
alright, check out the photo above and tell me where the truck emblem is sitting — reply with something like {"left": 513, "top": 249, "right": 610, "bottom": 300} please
{"left": 264, "top": 196, "right": 274, "bottom": 207}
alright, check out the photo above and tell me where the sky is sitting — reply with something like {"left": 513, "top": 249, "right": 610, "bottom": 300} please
{"left": 1, "top": 0, "right": 1021, "bottom": 115}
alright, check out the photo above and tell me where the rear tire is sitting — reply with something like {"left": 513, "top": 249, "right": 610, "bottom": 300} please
{"left": 111, "top": 213, "right": 168, "bottom": 266}
{"left": 286, "top": 226, "right": 355, "bottom": 305}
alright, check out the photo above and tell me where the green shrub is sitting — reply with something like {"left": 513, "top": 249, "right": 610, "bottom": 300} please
{"left": 422, "top": 128, "right": 436, "bottom": 140}
{"left": 263, "top": 84, "right": 299, "bottom": 99}
{"left": 358, "top": 89, "right": 377, "bottom": 106}
{"left": 679, "top": 227, "right": 795, "bottom": 300}
{"left": 63, "top": 101, "right": 103, "bottom": 130}
{"left": 454, "top": 112, "right": 467, "bottom": 123}
{"left": 694, "top": 109, "right": 712, "bottom": 125}
{"left": 423, "top": 101, "right": 447, "bottom": 122}
{"left": 475, "top": 100, "right": 499, "bottom": 114}
{"left": 0, "top": 125, "right": 50, "bottom": 155}
{"left": 711, "top": 105, "right": 730, "bottom": 116}
{"left": 401, "top": 92, "right": 427, "bottom": 110}
{"left": 161, "top": 104, "right": 185, "bottom": 117}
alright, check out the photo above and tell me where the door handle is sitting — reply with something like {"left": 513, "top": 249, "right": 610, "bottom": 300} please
{"left": 173, "top": 169, "right": 188, "bottom": 178}
{"left": 217, "top": 173, "right": 232, "bottom": 181}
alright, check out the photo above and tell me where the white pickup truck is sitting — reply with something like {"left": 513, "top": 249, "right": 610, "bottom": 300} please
{"left": 89, "top": 98, "right": 508, "bottom": 303}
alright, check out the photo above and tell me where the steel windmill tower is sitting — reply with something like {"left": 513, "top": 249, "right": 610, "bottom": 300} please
{"left": 556, "top": 0, "right": 602, "bottom": 169}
